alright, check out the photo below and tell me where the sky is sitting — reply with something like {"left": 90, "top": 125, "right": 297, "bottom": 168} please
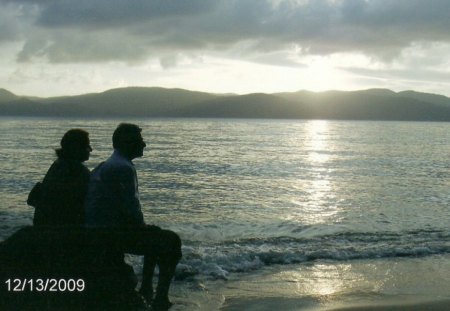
{"left": 1, "top": 0, "right": 450, "bottom": 97}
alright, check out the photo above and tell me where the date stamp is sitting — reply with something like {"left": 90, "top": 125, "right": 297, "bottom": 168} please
{"left": 4, "top": 278, "right": 85, "bottom": 292}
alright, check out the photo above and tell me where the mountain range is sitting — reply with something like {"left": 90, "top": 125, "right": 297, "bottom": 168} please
{"left": 1, "top": 87, "right": 450, "bottom": 121}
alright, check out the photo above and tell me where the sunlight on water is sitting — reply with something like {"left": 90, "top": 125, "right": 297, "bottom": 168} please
{"left": 274, "top": 264, "right": 350, "bottom": 297}
{"left": 1, "top": 118, "right": 450, "bottom": 281}
{"left": 222, "top": 254, "right": 450, "bottom": 306}
{"left": 2, "top": 118, "right": 450, "bottom": 239}
{"left": 306, "top": 120, "right": 330, "bottom": 164}
{"left": 285, "top": 120, "right": 340, "bottom": 226}
{"left": 304, "top": 264, "right": 348, "bottom": 296}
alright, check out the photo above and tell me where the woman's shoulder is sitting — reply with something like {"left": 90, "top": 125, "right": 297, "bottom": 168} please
{"left": 52, "top": 158, "right": 90, "bottom": 176}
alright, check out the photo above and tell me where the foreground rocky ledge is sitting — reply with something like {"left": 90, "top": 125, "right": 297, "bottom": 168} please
{"left": 0, "top": 226, "right": 148, "bottom": 310}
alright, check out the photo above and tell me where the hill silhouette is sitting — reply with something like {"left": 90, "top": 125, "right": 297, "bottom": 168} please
{"left": 173, "top": 93, "right": 309, "bottom": 118}
{"left": 0, "top": 88, "right": 20, "bottom": 103}
{"left": 1, "top": 87, "right": 450, "bottom": 121}
{"left": 276, "top": 89, "right": 450, "bottom": 121}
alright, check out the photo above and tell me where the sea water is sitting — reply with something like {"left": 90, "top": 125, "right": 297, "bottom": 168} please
{"left": 1, "top": 118, "right": 450, "bottom": 309}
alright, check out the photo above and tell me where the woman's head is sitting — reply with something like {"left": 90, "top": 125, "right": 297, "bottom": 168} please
{"left": 56, "top": 129, "right": 92, "bottom": 162}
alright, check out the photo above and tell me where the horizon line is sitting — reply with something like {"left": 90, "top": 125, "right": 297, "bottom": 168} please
{"left": 3, "top": 85, "right": 449, "bottom": 99}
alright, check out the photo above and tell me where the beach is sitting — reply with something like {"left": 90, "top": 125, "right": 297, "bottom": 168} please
{"left": 223, "top": 298, "right": 450, "bottom": 311}
{"left": 215, "top": 254, "right": 450, "bottom": 311}
{"left": 331, "top": 300, "right": 450, "bottom": 311}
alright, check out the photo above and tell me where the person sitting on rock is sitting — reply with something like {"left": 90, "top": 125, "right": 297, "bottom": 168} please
{"left": 85, "top": 123, "right": 182, "bottom": 310}
{"left": 32, "top": 129, "right": 92, "bottom": 227}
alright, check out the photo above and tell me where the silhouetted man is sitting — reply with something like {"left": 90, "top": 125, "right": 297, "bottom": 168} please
{"left": 85, "top": 123, "right": 182, "bottom": 310}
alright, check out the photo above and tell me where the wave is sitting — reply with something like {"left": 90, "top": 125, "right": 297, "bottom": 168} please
{"left": 173, "top": 229, "right": 450, "bottom": 280}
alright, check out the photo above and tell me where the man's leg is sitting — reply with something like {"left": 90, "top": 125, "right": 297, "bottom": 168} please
{"left": 118, "top": 226, "right": 182, "bottom": 308}
{"left": 138, "top": 252, "right": 157, "bottom": 301}
{"left": 152, "top": 230, "right": 182, "bottom": 309}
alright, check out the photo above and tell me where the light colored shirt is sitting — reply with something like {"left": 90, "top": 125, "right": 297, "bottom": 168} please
{"left": 85, "top": 149, "right": 145, "bottom": 227}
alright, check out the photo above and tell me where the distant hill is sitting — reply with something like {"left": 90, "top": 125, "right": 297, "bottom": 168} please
{"left": 1, "top": 87, "right": 218, "bottom": 117}
{"left": 1, "top": 87, "right": 450, "bottom": 121}
{"left": 397, "top": 91, "right": 450, "bottom": 107}
{"left": 173, "top": 93, "right": 309, "bottom": 118}
{"left": 0, "top": 89, "right": 20, "bottom": 103}
{"left": 275, "top": 89, "right": 450, "bottom": 121}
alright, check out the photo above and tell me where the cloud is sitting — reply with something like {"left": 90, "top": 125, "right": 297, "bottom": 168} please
{"left": 344, "top": 67, "right": 450, "bottom": 84}
{"left": 35, "top": 0, "right": 215, "bottom": 29}
{"left": 0, "top": 3, "right": 34, "bottom": 43}
{"left": 2, "top": 0, "right": 450, "bottom": 64}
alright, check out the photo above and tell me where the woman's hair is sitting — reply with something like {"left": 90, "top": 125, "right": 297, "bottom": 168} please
{"left": 55, "top": 129, "right": 90, "bottom": 160}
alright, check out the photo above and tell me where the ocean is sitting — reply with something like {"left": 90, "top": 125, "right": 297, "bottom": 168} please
{"left": 1, "top": 117, "right": 450, "bottom": 310}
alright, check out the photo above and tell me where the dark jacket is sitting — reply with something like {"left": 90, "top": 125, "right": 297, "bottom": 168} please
{"left": 33, "top": 158, "right": 90, "bottom": 227}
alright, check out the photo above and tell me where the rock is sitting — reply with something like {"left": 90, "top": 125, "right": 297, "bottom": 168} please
{"left": 0, "top": 226, "right": 147, "bottom": 310}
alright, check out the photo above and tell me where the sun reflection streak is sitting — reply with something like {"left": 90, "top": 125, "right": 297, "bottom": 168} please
{"left": 286, "top": 120, "right": 340, "bottom": 225}
{"left": 279, "top": 264, "right": 350, "bottom": 298}
{"left": 306, "top": 120, "right": 330, "bottom": 163}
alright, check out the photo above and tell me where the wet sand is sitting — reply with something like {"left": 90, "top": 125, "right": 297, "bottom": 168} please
{"left": 329, "top": 299, "right": 450, "bottom": 311}
{"left": 221, "top": 297, "right": 450, "bottom": 311}
{"left": 216, "top": 255, "right": 450, "bottom": 311}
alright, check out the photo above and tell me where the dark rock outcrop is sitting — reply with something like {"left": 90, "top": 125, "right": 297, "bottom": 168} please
{"left": 0, "top": 226, "right": 147, "bottom": 310}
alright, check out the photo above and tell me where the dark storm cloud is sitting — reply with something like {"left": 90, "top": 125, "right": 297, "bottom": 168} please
{"left": 36, "top": 0, "right": 215, "bottom": 28}
{"left": 2, "top": 0, "right": 450, "bottom": 63}
{"left": 0, "top": 3, "right": 34, "bottom": 42}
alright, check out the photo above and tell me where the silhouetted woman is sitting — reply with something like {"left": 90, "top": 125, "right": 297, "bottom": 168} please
{"left": 33, "top": 129, "right": 92, "bottom": 227}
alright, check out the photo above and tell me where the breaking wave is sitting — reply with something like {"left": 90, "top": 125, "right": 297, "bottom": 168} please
{"left": 174, "top": 229, "right": 450, "bottom": 280}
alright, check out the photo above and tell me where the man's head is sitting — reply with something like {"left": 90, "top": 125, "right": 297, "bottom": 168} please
{"left": 56, "top": 129, "right": 92, "bottom": 162}
{"left": 113, "top": 123, "right": 146, "bottom": 160}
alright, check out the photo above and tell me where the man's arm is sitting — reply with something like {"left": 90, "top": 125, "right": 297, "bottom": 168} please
{"left": 113, "top": 165, "right": 145, "bottom": 226}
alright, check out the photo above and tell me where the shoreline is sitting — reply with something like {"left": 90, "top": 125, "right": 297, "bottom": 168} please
{"left": 328, "top": 299, "right": 450, "bottom": 311}
{"left": 215, "top": 255, "right": 450, "bottom": 311}
{"left": 220, "top": 297, "right": 450, "bottom": 311}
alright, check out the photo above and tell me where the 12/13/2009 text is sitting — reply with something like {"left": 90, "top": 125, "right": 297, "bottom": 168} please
{"left": 4, "top": 278, "right": 85, "bottom": 292}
